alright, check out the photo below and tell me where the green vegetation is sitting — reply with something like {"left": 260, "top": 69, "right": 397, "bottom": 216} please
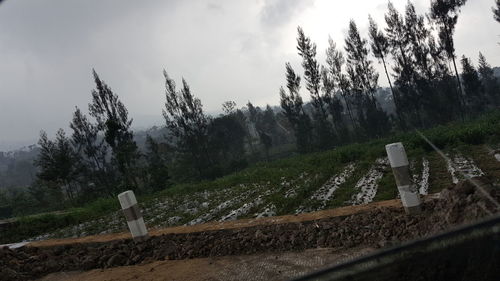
{"left": 1, "top": 110, "right": 498, "bottom": 244}
{"left": 2, "top": 0, "right": 500, "bottom": 243}
{"left": 373, "top": 166, "right": 398, "bottom": 202}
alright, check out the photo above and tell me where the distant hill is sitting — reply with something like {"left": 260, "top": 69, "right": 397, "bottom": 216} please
{"left": 0, "top": 127, "right": 170, "bottom": 190}
{"left": 0, "top": 145, "right": 39, "bottom": 190}
{"left": 493, "top": 67, "right": 500, "bottom": 78}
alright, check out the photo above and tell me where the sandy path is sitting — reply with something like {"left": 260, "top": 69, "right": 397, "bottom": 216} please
{"left": 37, "top": 246, "right": 374, "bottom": 281}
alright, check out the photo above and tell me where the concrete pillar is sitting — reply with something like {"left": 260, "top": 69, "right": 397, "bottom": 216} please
{"left": 385, "top": 142, "right": 421, "bottom": 214}
{"left": 118, "top": 190, "right": 149, "bottom": 242}
{"left": 493, "top": 150, "right": 500, "bottom": 162}
{"left": 485, "top": 146, "right": 500, "bottom": 162}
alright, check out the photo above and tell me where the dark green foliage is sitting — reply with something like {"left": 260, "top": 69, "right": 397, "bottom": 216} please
{"left": 3, "top": 110, "right": 500, "bottom": 243}
{"left": 31, "top": 71, "right": 149, "bottom": 207}
{"left": 429, "top": 0, "right": 468, "bottom": 57}
{"left": 495, "top": 0, "right": 500, "bottom": 22}
{"left": 297, "top": 27, "right": 335, "bottom": 149}
{"left": 89, "top": 70, "right": 140, "bottom": 191}
{"left": 70, "top": 107, "right": 114, "bottom": 196}
{"left": 478, "top": 52, "right": 500, "bottom": 107}
{"left": 35, "top": 129, "right": 80, "bottom": 201}
{"left": 345, "top": 20, "right": 390, "bottom": 138}
{"left": 143, "top": 135, "right": 170, "bottom": 192}
{"left": 369, "top": 15, "right": 401, "bottom": 125}
{"left": 162, "top": 74, "right": 249, "bottom": 180}
{"left": 429, "top": 0, "right": 468, "bottom": 119}
{"left": 296, "top": 27, "right": 321, "bottom": 106}
{"left": 460, "top": 56, "right": 484, "bottom": 115}
{"left": 380, "top": 1, "right": 467, "bottom": 127}
{"left": 402, "top": 111, "right": 500, "bottom": 150}
{"left": 323, "top": 39, "right": 350, "bottom": 143}
{"left": 162, "top": 70, "right": 211, "bottom": 179}
{"left": 207, "top": 109, "right": 248, "bottom": 178}
{"left": 0, "top": 197, "right": 119, "bottom": 244}
{"left": 245, "top": 103, "right": 288, "bottom": 158}
{"left": 280, "top": 63, "right": 313, "bottom": 153}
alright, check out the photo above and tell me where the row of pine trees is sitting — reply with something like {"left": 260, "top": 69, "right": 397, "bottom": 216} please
{"left": 279, "top": 0, "right": 500, "bottom": 152}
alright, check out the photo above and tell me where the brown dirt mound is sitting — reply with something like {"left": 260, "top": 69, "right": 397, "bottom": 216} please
{"left": 1, "top": 177, "right": 498, "bottom": 281}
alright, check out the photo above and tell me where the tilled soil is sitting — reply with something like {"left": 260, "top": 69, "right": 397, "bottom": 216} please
{"left": 1, "top": 177, "right": 498, "bottom": 281}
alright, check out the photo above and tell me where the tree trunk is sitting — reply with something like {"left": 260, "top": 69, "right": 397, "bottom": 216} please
{"left": 451, "top": 55, "right": 465, "bottom": 120}
{"left": 341, "top": 92, "right": 356, "bottom": 130}
{"left": 442, "top": 22, "right": 465, "bottom": 121}
{"left": 381, "top": 55, "right": 405, "bottom": 130}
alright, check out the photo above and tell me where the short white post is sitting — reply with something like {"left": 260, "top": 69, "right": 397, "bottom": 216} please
{"left": 486, "top": 146, "right": 500, "bottom": 162}
{"left": 385, "top": 142, "right": 421, "bottom": 214}
{"left": 118, "top": 190, "right": 149, "bottom": 242}
{"left": 494, "top": 151, "right": 500, "bottom": 162}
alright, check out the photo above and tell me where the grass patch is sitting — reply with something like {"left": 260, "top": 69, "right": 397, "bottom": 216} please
{"left": 464, "top": 146, "right": 500, "bottom": 182}
{"left": 427, "top": 151, "right": 454, "bottom": 194}
{"left": 327, "top": 160, "right": 373, "bottom": 208}
{"left": 373, "top": 166, "right": 398, "bottom": 202}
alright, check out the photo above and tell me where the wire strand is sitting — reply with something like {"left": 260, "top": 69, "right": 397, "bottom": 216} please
{"left": 415, "top": 129, "right": 500, "bottom": 211}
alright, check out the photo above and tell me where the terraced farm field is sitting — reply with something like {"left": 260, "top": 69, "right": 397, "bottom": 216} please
{"left": 1, "top": 116, "right": 499, "bottom": 280}
{"left": 4, "top": 175, "right": 499, "bottom": 281}
{"left": 25, "top": 144, "right": 500, "bottom": 242}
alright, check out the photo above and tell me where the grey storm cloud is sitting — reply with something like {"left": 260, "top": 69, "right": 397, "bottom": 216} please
{"left": 0, "top": 0, "right": 498, "bottom": 150}
{"left": 260, "top": 0, "right": 313, "bottom": 27}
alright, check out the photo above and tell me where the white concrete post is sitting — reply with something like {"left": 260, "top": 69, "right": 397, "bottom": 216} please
{"left": 486, "top": 146, "right": 500, "bottom": 162}
{"left": 493, "top": 151, "right": 500, "bottom": 162}
{"left": 385, "top": 142, "right": 421, "bottom": 214}
{"left": 118, "top": 190, "right": 149, "bottom": 242}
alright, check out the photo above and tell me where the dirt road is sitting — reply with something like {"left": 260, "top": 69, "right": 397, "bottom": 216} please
{"left": 38, "top": 246, "right": 374, "bottom": 281}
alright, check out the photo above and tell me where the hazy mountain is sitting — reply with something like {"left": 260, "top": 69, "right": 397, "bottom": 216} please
{"left": 0, "top": 127, "right": 170, "bottom": 190}
{"left": 0, "top": 144, "right": 39, "bottom": 190}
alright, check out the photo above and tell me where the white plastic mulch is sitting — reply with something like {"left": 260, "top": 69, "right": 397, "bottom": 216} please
{"left": 294, "top": 163, "right": 356, "bottom": 214}
{"left": 311, "top": 163, "right": 356, "bottom": 203}
{"left": 446, "top": 154, "right": 485, "bottom": 184}
{"left": 350, "top": 158, "right": 388, "bottom": 205}
{"left": 254, "top": 204, "right": 277, "bottom": 218}
{"left": 187, "top": 189, "right": 256, "bottom": 225}
{"left": 411, "top": 158, "right": 430, "bottom": 195}
{"left": 419, "top": 158, "right": 430, "bottom": 195}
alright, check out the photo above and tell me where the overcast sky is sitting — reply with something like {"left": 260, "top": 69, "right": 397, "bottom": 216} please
{"left": 0, "top": 0, "right": 498, "bottom": 150}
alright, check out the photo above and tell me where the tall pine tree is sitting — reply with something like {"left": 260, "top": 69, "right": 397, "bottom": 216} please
{"left": 296, "top": 27, "right": 334, "bottom": 149}
{"left": 89, "top": 70, "right": 139, "bottom": 192}
{"left": 460, "top": 56, "right": 484, "bottom": 115}
{"left": 429, "top": 0, "right": 468, "bottom": 119}
{"left": 162, "top": 70, "right": 212, "bottom": 179}
{"left": 494, "top": 0, "right": 500, "bottom": 23}
{"left": 478, "top": 52, "right": 500, "bottom": 106}
{"left": 345, "top": 20, "right": 390, "bottom": 138}
{"left": 279, "top": 63, "right": 313, "bottom": 152}
{"left": 368, "top": 15, "right": 402, "bottom": 127}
